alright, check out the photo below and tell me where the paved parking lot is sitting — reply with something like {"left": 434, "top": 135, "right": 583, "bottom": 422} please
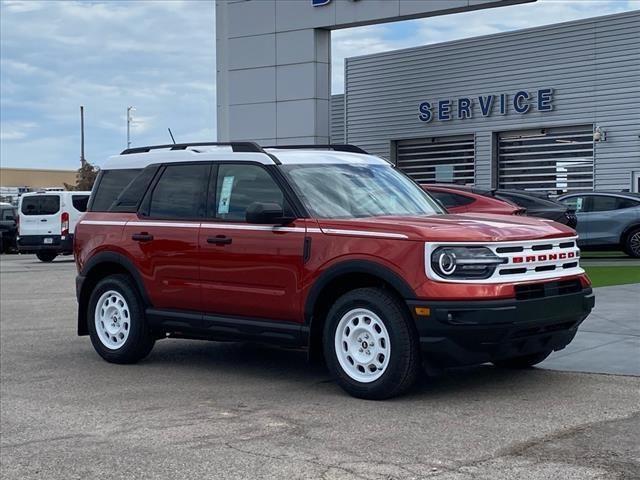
{"left": 1, "top": 254, "right": 639, "bottom": 480}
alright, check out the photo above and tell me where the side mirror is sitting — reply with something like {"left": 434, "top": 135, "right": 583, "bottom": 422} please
{"left": 246, "top": 202, "right": 295, "bottom": 225}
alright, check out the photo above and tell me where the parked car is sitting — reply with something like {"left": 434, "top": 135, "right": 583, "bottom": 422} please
{"left": 0, "top": 202, "right": 18, "bottom": 253}
{"left": 74, "top": 142, "right": 593, "bottom": 399}
{"left": 557, "top": 191, "right": 640, "bottom": 257}
{"left": 420, "top": 184, "right": 524, "bottom": 215}
{"left": 17, "top": 190, "right": 91, "bottom": 262}
{"left": 489, "top": 190, "right": 578, "bottom": 228}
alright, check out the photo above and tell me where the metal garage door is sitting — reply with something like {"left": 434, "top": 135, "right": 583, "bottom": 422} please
{"left": 396, "top": 135, "right": 475, "bottom": 184}
{"left": 498, "top": 125, "right": 594, "bottom": 193}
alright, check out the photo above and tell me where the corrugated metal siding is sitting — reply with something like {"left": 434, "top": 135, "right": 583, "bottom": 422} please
{"left": 340, "top": 11, "right": 640, "bottom": 191}
{"left": 330, "top": 94, "right": 345, "bottom": 144}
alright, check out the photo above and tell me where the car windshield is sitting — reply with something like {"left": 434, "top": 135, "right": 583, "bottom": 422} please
{"left": 281, "top": 163, "right": 444, "bottom": 219}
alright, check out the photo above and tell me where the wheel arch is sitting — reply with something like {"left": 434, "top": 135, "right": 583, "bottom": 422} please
{"left": 304, "top": 260, "right": 416, "bottom": 361}
{"left": 77, "top": 252, "right": 150, "bottom": 336}
{"left": 620, "top": 222, "right": 640, "bottom": 244}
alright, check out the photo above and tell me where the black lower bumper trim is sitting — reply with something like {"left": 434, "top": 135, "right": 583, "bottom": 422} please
{"left": 407, "top": 287, "right": 594, "bottom": 367}
{"left": 17, "top": 234, "right": 74, "bottom": 254}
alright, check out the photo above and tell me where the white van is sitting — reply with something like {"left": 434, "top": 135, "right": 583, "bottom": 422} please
{"left": 17, "top": 191, "right": 91, "bottom": 262}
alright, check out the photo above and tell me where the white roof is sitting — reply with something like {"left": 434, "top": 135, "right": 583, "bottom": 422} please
{"left": 102, "top": 146, "right": 389, "bottom": 170}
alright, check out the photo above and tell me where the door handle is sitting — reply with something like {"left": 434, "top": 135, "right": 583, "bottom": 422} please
{"left": 132, "top": 232, "right": 154, "bottom": 242}
{"left": 207, "top": 235, "right": 232, "bottom": 246}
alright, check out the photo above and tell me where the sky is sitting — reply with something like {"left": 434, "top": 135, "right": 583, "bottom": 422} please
{"left": 1, "top": 0, "right": 638, "bottom": 170}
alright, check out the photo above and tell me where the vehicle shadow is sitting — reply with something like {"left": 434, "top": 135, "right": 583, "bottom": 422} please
{"left": 144, "top": 339, "right": 555, "bottom": 400}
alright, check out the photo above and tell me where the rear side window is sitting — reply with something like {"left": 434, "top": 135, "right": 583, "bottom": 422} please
{"left": 72, "top": 195, "right": 90, "bottom": 212}
{"left": 91, "top": 169, "right": 142, "bottom": 212}
{"left": 429, "top": 190, "right": 474, "bottom": 208}
{"left": 110, "top": 166, "right": 159, "bottom": 212}
{"left": 589, "top": 195, "right": 640, "bottom": 212}
{"left": 21, "top": 195, "right": 60, "bottom": 215}
{"left": 148, "top": 164, "right": 209, "bottom": 219}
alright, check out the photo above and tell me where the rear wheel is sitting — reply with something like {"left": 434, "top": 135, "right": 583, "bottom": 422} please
{"left": 36, "top": 251, "right": 57, "bottom": 262}
{"left": 492, "top": 350, "right": 552, "bottom": 369}
{"left": 623, "top": 228, "right": 640, "bottom": 258}
{"left": 88, "top": 274, "right": 155, "bottom": 364}
{"left": 323, "top": 288, "right": 421, "bottom": 400}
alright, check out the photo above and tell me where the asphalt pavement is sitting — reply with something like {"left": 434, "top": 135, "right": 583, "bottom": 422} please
{"left": 1, "top": 254, "right": 639, "bottom": 480}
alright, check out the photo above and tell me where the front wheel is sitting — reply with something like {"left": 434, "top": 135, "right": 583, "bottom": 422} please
{"left": 88, "top": 274, "right": 155, "bottom": 364}
{"left": 323, "top": 288, "right": 421, "bottom": 400}
{"left": 623, "top": 228, "right": 640, "bottom": 258}
{"left": 36, "top": 251, "right": 57, "bottom": 262}
{"left": 492, "top": 350, "right": 552, "bottom": 369}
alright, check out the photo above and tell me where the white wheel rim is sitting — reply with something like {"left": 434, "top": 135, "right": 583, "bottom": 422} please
{"left": 94, "top": 290, "right": 131, "bottom": 350}
{"left": 334, "top": 308, "right": 391, "bottom": 383}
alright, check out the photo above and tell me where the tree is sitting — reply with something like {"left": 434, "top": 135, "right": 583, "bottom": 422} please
{"left": 64, "top": 159, "right": 98, "bottom": 191}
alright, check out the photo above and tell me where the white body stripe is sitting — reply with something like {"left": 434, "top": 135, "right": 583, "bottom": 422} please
{"left": 319, "top": 228, "right": 408, "bottom": 239}
{"left": 126, "top": 221, "right": 199, "bottom": 228}
{"left": 79, "top": 220, "right": 127, "bottom": 226}
{"left": 79, "top": 219, "right": 409, "bottom": 239}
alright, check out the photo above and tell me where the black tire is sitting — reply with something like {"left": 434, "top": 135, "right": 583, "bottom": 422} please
{"left": 492, "top": 350, "right": 552, "bottom": 369}
{"left": 623, "top": 228, "right": 640, "bottom": 258}
{"left": 87, "top": 274, "right": 155, "bottom": 364}
{"left": 323, "top": 287, "right": 421, "bottom": 400}
{"left": 36, "top": 251, "right": 57, "bottom": 262}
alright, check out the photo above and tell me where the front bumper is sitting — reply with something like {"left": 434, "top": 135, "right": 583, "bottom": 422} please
{"left": 407, "top": 285, "right": 594, "bottom": 366}
{"left": 17, "top": 234, "right": 74, "bottom": 254}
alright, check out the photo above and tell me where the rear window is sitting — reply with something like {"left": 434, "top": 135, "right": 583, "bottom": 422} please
{"left": 91, "top": 169, "right": 142, "bottom": 212}
{"left": 21, "top": 195, "right": 60, "bottom": 215}
{"left": 1, "top": 208, "right": 16, "bottom": 220}
{"left": 72, "top": 195, "right": 90, "bottom": 212}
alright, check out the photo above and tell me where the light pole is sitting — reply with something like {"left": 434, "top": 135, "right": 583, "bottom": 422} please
{"left": 126, "top": 106, "right": 135, "bottom": 149}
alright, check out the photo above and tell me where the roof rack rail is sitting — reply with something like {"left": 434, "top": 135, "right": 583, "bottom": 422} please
{"left": 120, "top": 142, "right": 264, "bottom": 155}
{"left": 263, "top": 144, "right": 369, "bottom": 154}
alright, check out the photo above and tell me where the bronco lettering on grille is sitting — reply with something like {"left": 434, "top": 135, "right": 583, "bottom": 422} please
{"left": 512, "top": 252, "right": 576, "bottom": 263}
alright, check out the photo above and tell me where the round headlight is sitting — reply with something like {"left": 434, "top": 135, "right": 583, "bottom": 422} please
{"left": 437, "top": 249, "right": 457, "bottom": 276}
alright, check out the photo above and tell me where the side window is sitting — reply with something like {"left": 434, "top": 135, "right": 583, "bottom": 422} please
{"left": 91, "top": 169, "right": 142, "bottom": 212}
{"left": 589, "top": 195, "right": 621, "bottom": 213}
{"left": 72, "top": 195, "right": 90, "bottom": 212}
{"left": 111, "top": 166, "right": 159, "bottom": 212}
{"left": 428, "top": 191, "right": 456, "bottom": 208}
{"left": 561, "top": 196, "right": 586, "bottom": 213}
{"left": 429, "top": 191, "right": 473, "bottom": 208}
{"left": 450, "top": 192, "right": 474, "bottom": 207}
{"left": 615, "top": 198, "right": 640, "bottom": 210}
{"left": 214, "top": 164, "right": 288, "bottom": 222}
{"left": 149, "top": 164, "right": 209, "bottom": 219}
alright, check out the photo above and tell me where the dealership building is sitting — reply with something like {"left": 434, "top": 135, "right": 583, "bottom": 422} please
{"left": 330, "top": 11, "right": 640, "bottom": 193}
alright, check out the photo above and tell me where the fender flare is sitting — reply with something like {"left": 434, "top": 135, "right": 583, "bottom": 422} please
{"left": 303, "top": 259, "right": 416, "bottom": 324}
{"left": 77, "top": 252, "right": 152, "bottom": 335}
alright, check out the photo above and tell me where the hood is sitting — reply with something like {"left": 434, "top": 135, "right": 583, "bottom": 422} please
{"left": 315, "top": 213, "right": 576, "bottom": 242}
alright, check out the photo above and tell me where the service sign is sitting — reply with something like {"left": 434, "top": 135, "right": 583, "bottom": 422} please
{"left": 418, "top": 88, "right": 554, "bottom": 123}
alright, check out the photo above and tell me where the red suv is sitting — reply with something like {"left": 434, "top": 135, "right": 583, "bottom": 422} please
{"left": 75, "top": 143, "right": 594, "bottom": 399}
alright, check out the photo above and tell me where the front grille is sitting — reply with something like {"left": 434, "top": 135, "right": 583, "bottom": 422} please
{"left": 515, "top": 279, "right": 582, "bottom": 300}
{"left": 426, "top": 236, "right": 583, "bottom": 283}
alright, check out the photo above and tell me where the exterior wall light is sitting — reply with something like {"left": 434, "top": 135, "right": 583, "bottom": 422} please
{"left": 594, "top": 126, "right": 607, "bottom": 142}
